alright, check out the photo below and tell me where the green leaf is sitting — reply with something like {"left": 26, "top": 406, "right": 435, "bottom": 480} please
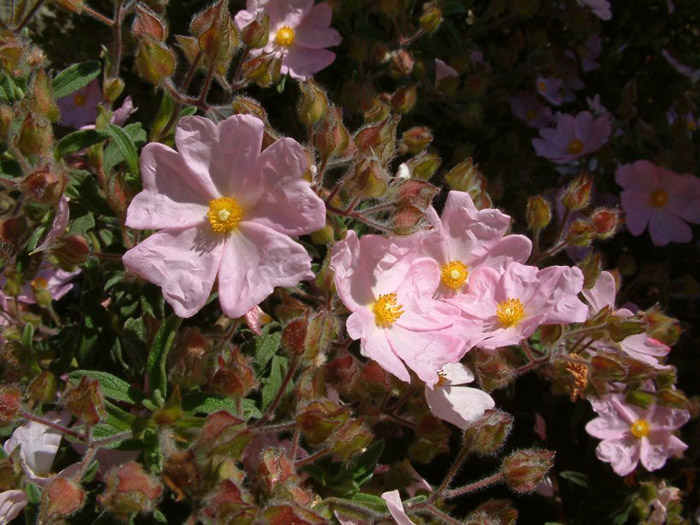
{"left": 254, "top": 326, "right": 282, "bottom": 371}
{"left": 52, "top": 61, "right": 101, "bottom": 99}
{"left": 559, "top": 470, "right": 590, "bottom": 488}
{"left": 261, "top": 355, "right": 289, "bottom": 411}
{"left": 67, "top": 370, "right": 146, "bottom": 405}
{"left": 350, "top": 493, "right": 388, "bottom": 513}
{"left": 105, "top": 400, "right": 136, "bottom": 430}
{"left": 153, "top": 509, "right": 168, "bottom": 523}
{"left": 351, "top": 439, "right": 384, "bottom": 485}
{"left": 69, "top": 211, "right": 95, "bottom": 235}
{"left": 181, "top": 392, "right": 238, "bottom": 415}
{"left": 21, "top": 322, "right": 34, "bottom": 349}
{"left": 147, "top": 314, "right": 182, "bottom": 400}
{"left": 106, "top": 123, "right": 139, "bottom": 175}
{"left": 54, "top": 129, "right": 110, "bottom": 159}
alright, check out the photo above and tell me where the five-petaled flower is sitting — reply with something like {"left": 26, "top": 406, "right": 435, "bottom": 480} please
{"left": 533, "top": 111, "right": 611, "bottom": 164}
{"left": 123, "top": 114, "right": 326, "bottom": 319}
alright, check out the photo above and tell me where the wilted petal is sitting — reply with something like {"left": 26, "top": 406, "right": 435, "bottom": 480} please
{"left": 381, "top": 490, "right": 415, "bottom": 525}
{"left": 596, "top": 436, "right": 640, "bottom": 476}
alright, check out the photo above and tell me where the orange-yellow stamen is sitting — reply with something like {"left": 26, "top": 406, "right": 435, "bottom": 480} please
{"left": 74, "top": 94, "right": 87, "bottom": 106}
{"left": 649, "top": 189, "right": 668, "bottom": 208}
{"left": 207, "top": 197, "right": 243, "bottom": 232}
{"left": 31, "top": 277, "right": 48, "bottom": 289}
{"left": 567, "top": 138, "right": 584, "bottom": 155}
{"left": 441, "top": 261, "right": 469, "bottom": 290}
{"left": 496, "top": 298, "right": 525, "bottom": 328}
{"left": 537, "top": 81, "right": 547, "bottom": 92}
{"left": 630, "top": 419, "right": 649, "bottom": 438}
{"left": 372, "top": 293, "right": 404, "bottom": 328}
{"left": 276, "top": 26, "right": 295, "bottom": 47}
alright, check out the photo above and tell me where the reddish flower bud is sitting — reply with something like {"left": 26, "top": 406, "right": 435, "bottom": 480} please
{"left": 242, "top": 54, "right": 282, "bottom": 88}
{"left": 62, "top": 376, "right": 106, "bottom": 425}
{"left": 330, "top": 418, "right": 374, "bottom": 460}
{"left": 162, "top": 450, "right": 202, "bottom": 501}
{"left": 52, "top": 234, "right": 90, "bottom": 269}
{"left": 240, "top": 13, "right": 269, "bottom": 48}
{"left": 313, "top": 106, "right": 352, "bottom": 160}
{"left": 168, "top": 328, "right": 211, "bottom": 390}
{"left": 403, "top": 154, "right": 442, "bottom": 183}
{"left": 420, "top": 2, "right": 443, "bottom": 34}
{"left": 565, "top": 219, "right": 595, "bottom": 247}
{"left": 17, "top": 114, "right": 52, "bottom": 156}
{"left": 31, "top": 70, "right": 59, "bottom": 122}
{"left": 607, "top": 316, "right": 645, "bottom": 342}
{"left": 501, "top": 449, "right": 555, "bottom": 494}
{"left": 0, "top": 386, "right": 21, "bottom": 426}
{"left": 591, "top": 207, "right": 620, "bottom": 239}
{"left": 41, "top": 478, "right": 85, "bottom": 521}
{"left": 656, "top": 389, "right": 690, "bottom": 410}
{"left": 578, "top": 252, "right": 602, "bottom": 289}
{"left": 469, "top": 499, "right": 519, "bottom": 524}
{"left": 391, "top": 84, "right": 418, "bottom": 113}
{"left": 444, "top": 157, "right": 492, "bottom": 207}
{"left": 99, "top": 462, "right": 163, "bottom": 519}
{"left": 195, "top": 411, "right": 251, "bottom": 459}
{"left": 350, "top": 158, "right": 388, "bottom": 198}
{"left": 298, "top": 80, "right": 329, "bottom": 126}
{"left": 354, "top": 114, "right": 400, "bottom": 164}
{"left": 232, "top": 96, "right": 268, "bottom": 121}
{"left": 295, "top": 399, "right": 349, "bottom": 445}
{"left": 391, "top": 205, "right": 426, "bottom": 235}
{"left": 133, "top": 3, "right": 168, "bottom": 41}
{"left": 0, "top": 105, "right": 14, "bottom": 142}
{"left": 640, "top": 307, "right": 681, "bottom": 346}
{"left": 464, "top": 409, "right": 514, "bottom": 455}
{"left": 209, "top": 350, "right": 257, "bottom": 400}
{"left": 22, "top": 167, "right": 65, "bottom": 206}
{"left": 27, "top": 371, "right": 58, "bottom": 404}
{"left": 400, "top": 126, "right": 433, "bottom": 155}
{"left": 262, "top": 503, "right": 325, "bottom": 525}
{"left": 282, "top": 317, "right": 308, "bottom": 357}
{"left": 526, "top": 195, "right": 552, "bottom": 232}
{"left": 563, "top": 173, "right": 593, "bottom": 211}
{"left": 202, "top": 479, "right": 258, "bottom": 523}
{"left": 390, "top": 49, "right": 415, "bottom": 76}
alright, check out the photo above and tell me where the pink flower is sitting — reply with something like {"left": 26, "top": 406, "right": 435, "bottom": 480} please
{"left": 381, "top": 490, "right": 415, "bottom": 525}
{"left": 418, "top": 191, "right": 531, "bottom": 298}
{"left": 511, "top": 91, "right": 554, "bottom": 129}
{"left": 649, "top": 482, "right": 682, "bottom": 525}
{"left": 577, "top": 0, "right": 612, "bottom": 20}
{"left": 123, "top": 115, "right": 326, "bottom": 319}
{"left": 450, "top": 262, "right": 588, "bottom": 350}
{"left": 616, "top": 160, "right": 700, "bottom": 246}
{"left": 533, "top": 111, "right": 611, "bottom": 164}
{"left": 579, "top": 35, "right": 602, "bottom": 72}
{"left": 425, "top": 363, "right": 495, "bottom": 429}
{"left": 234, "top": 0, "right": 342, "bottom": 80}
{"left": 57, "top": 79, "right": 102, "bottom": 129}
{"left": 585, "top": 394, "right": 689, "bottom": 476}
{"left": 536, "top": 76, "right": 563, "bottom": 106}
{"left": 435, "top": 58, "right": 459, "bottom": 91}
{"left": 330, "top": 231, "right": 471, "bottom": 388}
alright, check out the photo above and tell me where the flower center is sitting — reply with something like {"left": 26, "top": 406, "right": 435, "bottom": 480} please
{"left": 567, "top": 138, "right": 584, "bottom": 155}
{"left": 372, "top": 293, "right": 404, "bottom": 328}
{"left": 276, "top": 26, "right": 295, "bottom": 47}
{"left": 525, "top": 109, "right": 537, "bottom": 120}
{"left": 686, "top": 119, "right": 697, "bottom": 131}
{"left": 649, "top": 189, "right": 668, "bottom": 207}
{"left": 31, "top": 277, "right": 48, "bottom": 289}
{"left": 496, "top": 298, "right": 525, "bottom": 328}
{"left": 207, "top": 197, "right": 243, "bottom": 232}
{"left": 630, "top": 419, "right": 649, "bottom": 438}
{"left": 440, "top": 261, "right": 469, "bottom": 290}
{"left": 74, "top": 94, "right": 87, "bottom": 106}
{"left": 537, "top": 81, "right": 547, "bottom": 92}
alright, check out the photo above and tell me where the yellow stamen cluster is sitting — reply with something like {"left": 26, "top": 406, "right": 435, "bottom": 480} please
{"left": 207, "top": 197, "right": 243, "bottom": 233}
{"left": 31, "top": 277, "right": 48, "bottom": 289}
{"left": 496, "top": 298, "right": 525, "bottom": 328}
{"left": 564, "top": 355, "right": 588, "bottom": 402}
{"left": 567, "top": 138, "right": 584, "bottom": 155}
{"left": 372, "top": 293, "right": 404, "bottom": 328}
{"left": 649, "top": 189, "right": 669, "bottom": 208}
{"left": 630, "top": 419, "right": 650, "bottom": 438}
{"left": 74, "top": 94, "right": 87, "bottom": 106}
{"left": 440, "top": 261, "right": 469, "bottom": 290}
{"left": 276, "top": 26, "right": 295, "bottom": 47}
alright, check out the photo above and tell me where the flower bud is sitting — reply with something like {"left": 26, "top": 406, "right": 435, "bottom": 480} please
{"left": 526, "top": 195, "right": 552, "bottom": 231}
{"left": 263, "top": 503, "right": 325, "bottom": 524}
{"left": 403, "top": 153, "right": 441, "bottom": 182}
{"left": 41, "top": 478, "right": 86, "bottom": 521}
{"left": 354, "top": 114, "right": 400, "bottom": 164}
{"left": 99, "top": 462, "right": 163, "bottom": 519}
{"left": 54, "top": 0, "right": 83, "bottom": 13}
{"left": 590, "top": 355, "right": 627, "bottom": 380}
{"left": 103, "top": 77, "right": 125, "bottom": 103}
{"left": 0, "top": 386, "right": 21, "bottom": 426}
{"left": 52, "top": 234, "right": 90, "bottom": 269}
{"left": 390, "top": 84, "right": 417, "bottom": 113}
{"left": 310, "top": 222, "right": 334, "bottom": 244}
{"left": 168, "top": 328, "right": 211, "bottom": 390}
{"left": 640, "top": 307, "right": 681, "bottom": 346}
{"left": 463, "top": 409, "right": 513, "bottom": 455}
{"left": 578, "top": 252, "right": 602, "bottom": 289}
{"left": 153, "top": 386, "right": 183, "bottom": 425}
{"left": 562, "top": 173, "right": 593, "bottom": 211}
{"left": 258, "top": 448, "right": 298, "bottom": 497}
{"left": 330, "top": 418, "right": 374, "bottom": 460}
{"left": 240, "top": 13, "right": 269, "bottom": 49}
{"left": 565, "top": 219, "right": 595, "bottom": 247}
{"left": 369, "top": 41, "right": 390, "bottom": 67}
{"left": 468, "top": 499, "right": 519, "bottom": 524}
{"left": 624, "top": 389, "right": 656, "bottom": 409}
{"left": 135, "top": 40, "right": 176, "bottom": 85}
{"left": 419, "top": 2, "right": 443, "bottom": 34}
{"left": 400, "top": 126, "right": 433, "bottom": 154}
{"left": 298, "top": 80, "right": 328, "bottom": 127}
{"left": 607, "top": 317, "right": 645, "bottom": 342}
{"left": 390, "top": 49, "right": 415, "bottom": 76}
{"left": 21, "top": 167, "right": 65, "bottom": 206}
{"left": 133, "top": 3, "right": 168, "bottom": 41}
{"left": 232, "top": 96, "right": 268, "bottom": 121}
{"left": 242, "top": 54, "right": 282, "bottom": 88}
{"left": 313, "top": 107, "right": 352, "bottom": 160}
{"left": 539, "top": 324, "right": 562, "bottom": 345}
{"left": 195, "top": 411, "right": 251, "bottom": 459}
{"left": 62, "top": 376, "right": 106, "bottom": 425}
{"left": 282, "top": 317, "right": 307, "bottom": 357}
{"left": 501, "top": 449, "right": 555, "bottom": 494}
{"left": 350, "top": 158, "right": 388, "bottom": 198}
{"left": 162, "top": 450, "right": 202, "bottom": 501}
{"left": 656, "top": 389, "right": 690, "bottom": 410}
{"left": 391, "top": 205, "right": 426, "bottom": 235}
{"left": 209, "top": 351, "right": 257, "bottom": 400}
{"left": 31, "top": 70, "right": 59, "bottom": 122}
{"left": 27, "top": 371, "right": 58, "bottom": 404}
{"left": 201, "top": 479, "right": 258, "bottom": 523}
{"left": 17, "top": 114, "right": 52, "bottom": 156}
{"left": 295, "top": 399, "right": 349, "bottom": 445}
{"left": 0, "top": 105, "right": 13, "bottom": 142}
{"left": 591, "top": 207, "right": 620, "bottom": 239}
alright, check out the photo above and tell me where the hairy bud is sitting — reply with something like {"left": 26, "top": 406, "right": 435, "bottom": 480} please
{"left": 62, "top": 376, "right": 106, "bottom": 425}
{"left": 52, "top": 234, "right": 90, "bottom": 268}
{"left": 0, "top": 386, "right": 21, "bottom": 426}
{"left": 463, "top": 410, "right": 514, "bottom": 455}
{"left": 41, "top": 478, "right": 85, "bottom": 521}
{"left": 240, "top": 13, "right": 269, "bottom": 49}
{"left": 99, "top": 462, "right": 163, "bottom": 519}
{"left": 526, "top": 195, "right": 552, "bottom": 231}
{"left": 563, "top": 173, "right": 593, "bottom": 211}
{"left": 501, "top": 449, "right": 555, "bottom": 493}
{"left": 135, "top": 40, "right": 176, "bottom": 85}
{"left": 22, "top": 167, "right": 65, "bottom": 206}
{"left": 298, "top": 80, "right": 328, "bottom": 127}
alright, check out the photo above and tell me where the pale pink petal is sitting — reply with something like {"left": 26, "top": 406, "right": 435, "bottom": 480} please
{"left": 245, "top": 137, "right": 326, "bottom": 235}
{"left": 648, "top": 207, "right": 692, "bottom": 246}
{"left": 122, "top": 225, "right": 224, "bottom": 318}
{"left": 425, "top": 384, "right": 495, "bottom": 429}
{"left": 362, "top": 326, "right": 411, "bottom": 384}
{"left": 619, "top": 191, "right": 653, "bottom": 236}
{"left": 330, "top": 230, "right": 372, "bottom": 310}
{"left": 585, "top": 414, "right": 629, "bottom": 440}
{"left": 650, "top": 405, "right": 690, "bottom": 431}
{"left": 532, "top": 266, "right": 588, "bottom": 324}
{"left": 596, "top": 436, "right": 640, "bottom": 476}
{"left": 269, "top": 0, "right": 313, "bottom": 27}
{"left": 174, "top": 115, "right": 264, "bottom": 198}
{"left": 33, "top": 195, "right": 70, "bottom": 253}
{"left": 244, "top": 306, "right": 269, "bottom": 335}
{"left": 346, "top": 309, "right": 372, "bottom": 340}
{"left": 126, "top": 143, "right": 213, "bottom": 230}
{"left": 441, "top": 362, "right": 475, "bottom": 385}
{"left": 582, "top": 270, "right": 617, "bottom": 314}
{"left": 217, "top": 222, "right": 312, "bottom": 319}
{"left": 283, "top": 46, "right": 336, "bottom": 80}
{"left": 478, "top": 235, "right": 532, "bottom": 269}
{"left": 293, "top": 3, "right": 341, "bottom": 48}
{"left": 111, "top": 96, "right": 137, "bottom": 127}
{"left": 640, "top": 434, "right": 687, "bottom": 472}
{"left": 381, "top": 490, "right": 415, "bottom": 525}
{"left": 615, "top": 161, "right": 659, "bottom": 191}
{"left": 0, "top": 490, "right": 27, "bottom": 524}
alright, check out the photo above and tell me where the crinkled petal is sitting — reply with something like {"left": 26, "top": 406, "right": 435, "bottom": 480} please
{"left": 283, "top": 46, "right": 336, "bottom": 80}
{"left": 360, "top": 326, "right": 411, "bottom": 384}
{"left": 640, "top": 434, "right": 687, "bottom": 472}
{"left": 441, "top": 362, "right": 475, "bottom": 385}
{"left": 619, "top": 190, "right": 653, "bottom": 236}
{"left": 122, "top": 225, "right": 224, "bottom": 318}
{"left": 217, "top": 222, "right": 312, "bottom": 319}
{"left": 582, "top": 270, "right": 617, "bottom": 314}
{"left": 293, "top": 3, "right": 342, "bottom": 48}
{"left": 585, "top": 414, "right": 629, "bottom": 440}
{"left": 596, "top": 436, "right": 640, "bottom": 476}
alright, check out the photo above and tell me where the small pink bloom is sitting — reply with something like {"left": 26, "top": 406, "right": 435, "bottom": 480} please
{"left": 15, "top": 263, "right": 79, "bottom": 304}
{"left": 450, "top": 262, "right": 588, "bottom": 350}
{"left": 580, "top": 35, "right": 602, "bottom": 72}
{"left": 649, "top": 482, "right": 681, "bottom": 525}
{"left": 243, "top": 305, "right": 272, "bottom": 336}
{"left": 511, "top": 91, "right": 554, "bottom": 129}
{"left": 435, "top": 58, "right": 459, "bottom": 86}
{"left": 425, "top": 363, "right": 495, "bottom": 429}
{"left": 123, "top": 115, "right": 326, "bottom": 319}
{"left": 234, "top": 0, "right": 342, "bottom": 80}
{"left": 418, "top": 191, "right": 532, "bottom": 298}
{"left": 533, "top": 111, "right": 611, "bottom": 164}
{"left": 57, "top": 79, "right": 102, "bottom": 129}
{"left": 33, "top": 194, "right": 70, "bottom": 253}
{"left": 536, "top": 76, "right": 563, "bottom": 106}
{"left": 616, "top": 160, "right": 700, "bottom": 246}
{"left": 534, "top": 476, "right": 554, "bottom": 498}
{"left": 381, "top": 490, "right": 415, "bottom": 525}
{"left": 111, "top": 96, "right": 137, "bottom": 127}
{"left": 330, "top": 231, "right": 470, "bottom": 388}
{"left": 0, "top": 490, "right": 27, "bottom": 524}
{"left": 585, "top": 394, "right": 689, "bottom": 476}
{"left": 577, "top": 0, "right": 612, "bottom": 20}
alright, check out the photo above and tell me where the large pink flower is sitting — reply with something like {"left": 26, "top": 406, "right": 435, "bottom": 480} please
{"left": 585, "top": 394, "right": 689, "bottom": 476}
{"left": 450, "top": 262, "right": 588, "bottom": 350}
{"left": 533, "top": 111, "right": 611, "bottom": 164}
{"left": 616, "top": 160, "right": 700, "bottom": 246}
{"left": 330, "top": 231, "right": 472, "bottom": 388}
{"left": 123, "top": 115, "right": 326, "bottom": 319}
{"left": 234, "top": 0, "right": 342, "bottom": 80}
{"left": 418, "top": 191, "right": 531, "bottom": 298}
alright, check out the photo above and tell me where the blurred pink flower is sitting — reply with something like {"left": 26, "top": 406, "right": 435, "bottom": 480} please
{"left": 450, "top": 262, "right": 588, "bottom": 350}
{"left": 616, "top": 160, "right": 700, "bottom": 246}
{"left": 435, "top": 58, "right": 458, "bottom": 83}
{"left": 579, "top": 35, "right": 602, "bottom": 72}
{"left": 536, "top": 76, "right": 563, "bottom": 106}
{"left": 330, "top": 231, "right": 472, "bottom": 388}
{"left": 381, "top": 490, "right": 415, "bottom": 525}
{"left": 533, "top": 111, "right": 611, "bottom": 163}
{"left": 418, "top": 191, "right": 531, "bottom": 297}
{"left": 57, "top": 79, "right": 102, "bottom": 129}
{"left": 649, "top": 482, "right": 681, "bottom": 525}
{"left": 15, "top": 263, "right": 80, "bottom": 304}
{"left": 234, "top": 0, "right": 341, "bottom": 80}
{"left": 585, "top": 394, "right": 689, "bottom": 476}
{"left": 511, "top": 91, "right": 554, "bottom": 129}
{"left": 425, "top": 363, "right": 495, "bottom": 429}
{"left": 577, "top": 0, "right": 611, "bottom": 20}
{"left": 123, "top": 114, "right": 326, "bottom": 318}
